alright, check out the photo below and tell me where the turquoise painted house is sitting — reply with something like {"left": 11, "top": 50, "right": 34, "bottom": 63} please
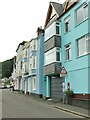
{"left": 43, "top": 0, "right": 90, "bottom": 102}
{"left": 60, "top": 0, "right": 90, "bottom": 99}
{"left": 27, "top": 28, "right": 44, "bottom": 97}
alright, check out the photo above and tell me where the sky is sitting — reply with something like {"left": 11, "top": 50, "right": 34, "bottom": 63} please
{"left": 0, "top": 0, "right": 65, "bottom": 62}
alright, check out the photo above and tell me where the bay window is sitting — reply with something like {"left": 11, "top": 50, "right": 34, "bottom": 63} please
{"left": 44, "top": 47, "right": 60, "bottom": 65}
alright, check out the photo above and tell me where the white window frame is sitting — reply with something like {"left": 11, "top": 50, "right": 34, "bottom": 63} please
{"left": 33, "top": 56, "right": 36, "bottom": 68}
{"left": 33, "top": 40, "right": 37, "bottom": 50}
{"left": 65, "top": 43, "right": 71, "bottom": 61}
{"left": 77, "top": 34, "right": 90, "bottom": 57}
{"left": 56, "top": 48, "right": 61, "bottom": 62}
{"left": 76, "top": 3, "right": 88, "bottom": 25}
{"left": 25, "top": 50, "right": 27, "bottom": 57}
{"left": 56, "top": 22, "right": 60, "bottom": 35}
{"left": 44, "top": 47, "right": 60, "bottom": 66}
{"left": 32, "top": 77, "right": 36, "bottom": 90}
{"left": 65, "top": 15, "right": 70, "bottom": 33}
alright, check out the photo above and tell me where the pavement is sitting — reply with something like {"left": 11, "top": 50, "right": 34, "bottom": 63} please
{"left": 14, "top": 91, "right": 90, "bottom": 119}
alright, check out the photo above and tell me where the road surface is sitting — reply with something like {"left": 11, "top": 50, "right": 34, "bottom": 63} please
{"left": 2, "top": 89, "right": 83, "bottom": 118}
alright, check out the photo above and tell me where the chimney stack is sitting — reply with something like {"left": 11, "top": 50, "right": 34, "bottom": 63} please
{"left": 37, "top": 26, "right": 44, "bottom": 36}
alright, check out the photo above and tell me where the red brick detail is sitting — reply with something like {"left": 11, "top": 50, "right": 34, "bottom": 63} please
{"left": 73, "top": 94, "right": 90, "bottom": 99}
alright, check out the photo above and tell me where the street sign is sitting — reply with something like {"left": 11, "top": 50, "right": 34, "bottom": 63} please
{"left": 60, "top": 66, "right": 67, "bottom": 77}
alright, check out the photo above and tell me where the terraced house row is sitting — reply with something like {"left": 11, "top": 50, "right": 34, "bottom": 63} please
{"left": 12, "top": 0, "right": 90, "bottom": 107}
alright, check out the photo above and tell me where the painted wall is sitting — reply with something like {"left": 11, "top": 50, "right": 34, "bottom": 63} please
{"left": 36, "top": 33, "right": 44, "bottom": 95}
{"left": 88, "top": 1, "right": 90, "bottom": 94}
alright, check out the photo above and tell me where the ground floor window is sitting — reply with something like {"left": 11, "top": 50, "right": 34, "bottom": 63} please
{"left": 32, "top": 77, "right": 36, "bottom": 90}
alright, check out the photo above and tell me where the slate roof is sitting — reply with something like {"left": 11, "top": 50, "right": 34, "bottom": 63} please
{"left": 44, "top": 2, "right": 64, "bottom": 28}
{"left": 16, "top": 41, "right": 27, "bottom": 52}
{"left": 51, "top": 2, "right": 64, "bottom": 17}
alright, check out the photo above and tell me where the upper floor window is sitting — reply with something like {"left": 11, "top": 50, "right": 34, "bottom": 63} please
{"left": 76, "top": 3, "right": 88, "bottom": 25}
{"left": 25, "top": 64, "right": 27, "bottom": 72}
{"left": 65, "top": 43, "right": 71, "bottom": 61}
{"left": 25, "top": 50, "right": 27, "bottom": 57}
{"left": 44, "top": 47, "right": 60, "bottom": 65}
{"left": 65, "top": 16, "right": 70, "bottom": 33}
{"left": 56, "top": 52, "right": 60, "bottom": 61}
{"left": 33, "top": 57, "right": 35, "bottom": 68}
{"left": 21, "top": 61, "right": 23, "bottom": 69}
{"left": 77, "top": 34, "right": 90, "bottom": 57}
{"left": 33, "top": 40, "right": 36, "bottom": 50}
{"left": 56, "top": 26, "right": 59, "bottom": 34}
{"left": 34, "top": 44, "right": 36, "bottom": 50}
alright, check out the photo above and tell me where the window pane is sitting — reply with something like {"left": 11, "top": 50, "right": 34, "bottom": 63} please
{"left": 66, "top": 50, "right": 69, "bottom": 60}
{"left": 65, "top": 22, "right": 69, "bottom": 32}
{"left": 56, "top": 26, "right": 59, "bottom": 34}
{"left": 65, "top": 16, "right": 70, "bottom": 33}
{"left": 65, "top": 44, "right": 71, "bottom": 60}
{"left": 33, "top": 56, "right": 35, "bottom": 68}
{"left": 76, "top": 7, "right": 84, "bottom": 25}
{"left": 86, "top": 38, "right": 90, "bottom": 53}
{"left": 56, "top": 52, "right": 60, "bottom": 61}
{"left": 69, "top": 48, "right": 71, "bottom": 60}
{"left": 21, "top": 61, "right": 23, "bottom": 69}
{"left": 77, "top": 37, "right": 86, "bottom": 56}
{"left": 66, "top": 49, "right": 71, "bottom": 60}
{"left": 44, "top": 48, "right": 56, "bottom": 65}
{"left": 68, "top": 20, "right": 70, "bottom": 31}
{"left": 33, "top": 77, "right": 36, "bottom": 90}
{"left": 84, "top": 5, "right": 88, "bottom": 19}
{"left": 65, "top": 20, "right": 70, "bottom": 32}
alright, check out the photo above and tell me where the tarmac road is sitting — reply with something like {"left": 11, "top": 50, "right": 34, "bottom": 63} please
{"left": 2, "top": 89, "right": 84, "bottom": 118}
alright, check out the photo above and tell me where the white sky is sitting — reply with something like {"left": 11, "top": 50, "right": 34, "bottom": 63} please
{"left": 0, "top": 0, "right": 65, "bottom": 62}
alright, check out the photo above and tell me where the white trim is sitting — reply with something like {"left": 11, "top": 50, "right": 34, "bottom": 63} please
{"left": 77, "top": 34, "right": 90, "bottom": 57}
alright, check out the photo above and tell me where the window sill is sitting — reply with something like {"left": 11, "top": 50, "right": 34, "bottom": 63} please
{"left": 64, "top": 30, "right": 71, "bottom": 35}
{"left": 30, "top": 68, "right": 36, "bottom": 69}
{"left": 75, "top": 18, "right": 89, "bottom": 28}
{"left": 33, "top": 89, "right": 36, "bottom": 91}
{"left": 65, "top": 59, "right": 72, "bottom": 63}
{"left": 76, "top": 53, "right": 90, "bottom": 59}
